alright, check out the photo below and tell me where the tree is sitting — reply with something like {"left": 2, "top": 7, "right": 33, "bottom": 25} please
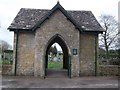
{"left": 48, "top": 45, "right": 57, "bottom": 56}
{"left": 0, "top": 40, "right": 12, "bottom": 53}
{"left": 48, "top": 47, "right": 53, "bottom": 55}
{"left": 99, "top": 14, "right": 119, "bottom": 59}
{"left": 53, "top": 45, "right": 57, "bottom": 56}
{"left": 117, "top": 27, "right": 120, "bottom": 59}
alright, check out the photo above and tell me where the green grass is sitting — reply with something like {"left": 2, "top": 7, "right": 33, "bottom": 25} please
{"left": 48, "top": 60, "right": 63, "bottom": 69}
{"left": 0, "top": 59, "right": 12, "bottom": 65}
{"left": 2, "top": 60, "right": 12, "bottom": 64}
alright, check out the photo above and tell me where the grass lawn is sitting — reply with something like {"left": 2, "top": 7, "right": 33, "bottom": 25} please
{"left": 0, "top": 59, "right": 12, "bottom": 65}
{"left": 48, "top": 60, "right": 63, "bottom": 69}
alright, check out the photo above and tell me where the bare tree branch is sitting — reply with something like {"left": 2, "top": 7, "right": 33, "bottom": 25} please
{"left": 99, "top": 14, "right": 118, "bottom": 58}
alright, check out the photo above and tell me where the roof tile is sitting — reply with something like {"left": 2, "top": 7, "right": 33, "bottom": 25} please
{"left": 8, "top": 8, "right": 104, "bottom": 32}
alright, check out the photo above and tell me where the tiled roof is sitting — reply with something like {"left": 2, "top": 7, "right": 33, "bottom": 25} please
{"left": 8, "top": 3, "right": 104, "bottom": 32}
{"left": 8, "top": 8, "right": 49, "bottom": 30}
{"left": 68, "top": 11, "right": 103, "bottom": 31}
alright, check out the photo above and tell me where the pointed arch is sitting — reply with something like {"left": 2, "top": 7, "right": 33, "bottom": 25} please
{"left": 45, "top": 34, "right": 70, "bottom": 76}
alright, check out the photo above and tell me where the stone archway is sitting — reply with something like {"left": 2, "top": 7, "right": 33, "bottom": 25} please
{"left": 45, "top": 34, "right": 70, "bottom": 77}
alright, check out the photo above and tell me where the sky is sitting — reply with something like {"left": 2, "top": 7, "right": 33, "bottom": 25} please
{"left": 0, "top": 0, "right": 119, "bottom": 50}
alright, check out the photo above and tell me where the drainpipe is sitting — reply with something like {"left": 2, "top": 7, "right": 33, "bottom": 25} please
{"left": 14, "top": 30, "right": 19, "bottom": 76}
{"left": 95, "top": 33, "right": 98, "bottom": 76}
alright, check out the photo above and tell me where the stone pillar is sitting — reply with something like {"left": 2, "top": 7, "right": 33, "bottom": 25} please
{"left": 34, "top": 32, "right": 45, "bottom": 77}
{"left": 12, "top": 33, "right": 16, "bottom": 75}
{"left": 71, "top": 51, "right": 80, "bottom": 77}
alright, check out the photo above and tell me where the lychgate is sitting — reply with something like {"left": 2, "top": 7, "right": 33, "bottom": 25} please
{"left": 8, "top": 2, "right": 104, "bottom": 78}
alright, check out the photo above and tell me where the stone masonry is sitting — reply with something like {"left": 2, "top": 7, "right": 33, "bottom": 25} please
{"left": 12, "top": 10, "right": 97, "bottom": 77}
{"left": 8, "top": 2, "right": 104, "bottom": 77}
{"left": 34, "top": 10, "right": 80, "bottom": 77}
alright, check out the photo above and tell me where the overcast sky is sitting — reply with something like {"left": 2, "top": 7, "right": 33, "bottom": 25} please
{"left": 0, "top": 0, "right": 119, "bottom": 49}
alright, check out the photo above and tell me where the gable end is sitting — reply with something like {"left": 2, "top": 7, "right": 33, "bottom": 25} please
{"left": 31, "top": 2, "right": 84, "bottom": 32}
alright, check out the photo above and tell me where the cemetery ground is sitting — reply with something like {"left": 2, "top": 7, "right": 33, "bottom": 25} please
{"left": 48, "top": 60, "right": 63, "bottom": 69}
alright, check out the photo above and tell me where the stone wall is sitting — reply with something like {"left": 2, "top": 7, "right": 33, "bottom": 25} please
{"left": 2, "top": 65, "right": 12, "bottom": 75}
{"left": 80, "top": 33, "right": 97, "bottom": 76}
{"left": 12, "top": 9, "right": 98, "bottom": 77}
{"left": 17, "top": 32, "right": 35, "bottom": 75}
{"left": 98, "top": 65, "right": 119, "bottom": 76}
{"left": 35, "top": 9, "right": 80, "bottom": 77}
{"left": 12, "top": 33, "right": 17, "bottom": 75}
{"left": 2, "top": 65, "right": 119, "bottom": 76}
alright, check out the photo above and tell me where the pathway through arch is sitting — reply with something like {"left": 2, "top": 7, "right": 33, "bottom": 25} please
{"left": 45, "top": 35, "right": 70, "bottom": 78}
